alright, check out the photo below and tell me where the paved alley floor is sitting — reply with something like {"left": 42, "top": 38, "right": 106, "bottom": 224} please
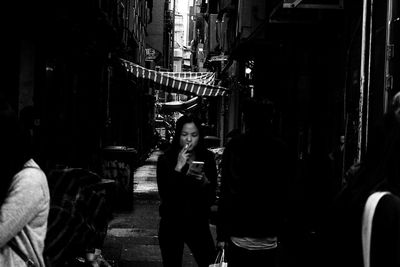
{"left": 102, "top": 149, "right": 209, "bottom": 267}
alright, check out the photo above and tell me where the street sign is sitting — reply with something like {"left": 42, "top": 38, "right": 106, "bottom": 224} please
{"left": 145, "top": 48, "right": 160, "bottom": 61}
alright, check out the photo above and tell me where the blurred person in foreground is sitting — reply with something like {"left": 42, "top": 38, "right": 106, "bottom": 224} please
{"left": 322, "top": 91, "right": 400, "bottom": 267}
{"left": 216, "top": 98, "right": 290, "bottom": 267}
{"left": 0, "top": 96, "right": 50, "bottom": 266}
{"left": 156, "top": 113, "right": 218, "bottom": 267}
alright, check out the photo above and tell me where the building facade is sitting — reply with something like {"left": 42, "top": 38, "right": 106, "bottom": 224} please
{"left": 6, "top": 0, "right": 154, "bottom": 171}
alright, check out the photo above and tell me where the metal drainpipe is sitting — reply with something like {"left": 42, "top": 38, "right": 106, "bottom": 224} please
{"left": 171, "top": 0, "right": 176, "bottom": 71}
{"left": 384, "top": 0, "right": 395, "bottom": 113}
{"left": 357, "top": 0, "right": 374, "bottom": 163}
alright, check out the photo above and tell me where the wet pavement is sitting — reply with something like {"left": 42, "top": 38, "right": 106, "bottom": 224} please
{"left": 102, "top": 149, "right": 212, "bottom": 266}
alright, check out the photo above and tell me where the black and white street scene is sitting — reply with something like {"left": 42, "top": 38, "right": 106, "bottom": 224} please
{"left": 2, "top": 0, "right": 400, "bottom": 266}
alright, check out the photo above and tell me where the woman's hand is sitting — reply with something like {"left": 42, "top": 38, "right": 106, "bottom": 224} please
{"left": 175, "top": 144, "right": 190, "bottom": 172}
{"left": 197, "top": 173, "right": 210, "bottom": 185}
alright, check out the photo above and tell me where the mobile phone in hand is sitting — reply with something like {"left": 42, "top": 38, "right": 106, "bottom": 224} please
{"left": 187, "top": 161, "right": 204, "bottom": 177}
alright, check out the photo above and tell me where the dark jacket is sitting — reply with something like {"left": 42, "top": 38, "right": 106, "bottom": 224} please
{"left": 370, "top": 194, "right": 400, "bottom": 267}
{"left": 216, "top": 131, "right": 289, "bottom": 241}
{"left": 156, "top": 148, "right": 217, "bottom": 222}
{"left": 324, "top": 192, "right": 400, "bottom": 267}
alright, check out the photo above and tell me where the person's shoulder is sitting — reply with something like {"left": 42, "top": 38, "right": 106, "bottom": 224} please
{"left": 12, "top": 159, "right": 49, "bottom": 200}
{"left": 371, "top": 193, "right": 400, "bottom": 226}
{"left": 378, "top": 193, "right": 400, "bottom": 213}
{"left": 16, "top": 159, "right": 47, "bottom": 185}
{"left": 372, "top": 193, "right": 400, "bottom": 236}
{"left": 21, "top": 158, "right": 44, "bottom": 173}
{"left": 222, "top": 134, "right": 246, "bottom": 154}
{"left": 227, "top": 133, "right": 246, "bottom": 147}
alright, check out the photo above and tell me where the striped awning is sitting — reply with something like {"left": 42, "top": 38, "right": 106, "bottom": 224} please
{"left": 161, "top": 71, "right": 216, "bottom": 85}
{"left": 120, "top": 58, "right": 230, "bottom": 97}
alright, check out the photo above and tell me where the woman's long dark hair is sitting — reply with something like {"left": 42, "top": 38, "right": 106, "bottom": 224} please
{"left": 0, "top": 98, "right": 30, "bottom": 207}
{"left": 167, "top": 113, "right": 206, "bottom": 158}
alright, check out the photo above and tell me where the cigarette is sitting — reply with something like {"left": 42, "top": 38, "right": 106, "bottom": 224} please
{"left": 184, "top": 143, "right": 189, "bottom": 149}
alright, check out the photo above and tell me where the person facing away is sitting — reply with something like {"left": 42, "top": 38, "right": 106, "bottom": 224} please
{"left": 0, "top": 97, "right": 50, "bottom": 266}
{"left": 156, "top": 113, "right": 218, "bottom": 267}
{"left": 322, "top": 93, "right": 400, "bottom": 267}
{"left": 216, "top": 97, "right": 290, "bottom": 267}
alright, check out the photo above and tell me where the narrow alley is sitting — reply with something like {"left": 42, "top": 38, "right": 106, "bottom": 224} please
{"left": 4, "top": 1, "right": 399, "bottom": 267}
